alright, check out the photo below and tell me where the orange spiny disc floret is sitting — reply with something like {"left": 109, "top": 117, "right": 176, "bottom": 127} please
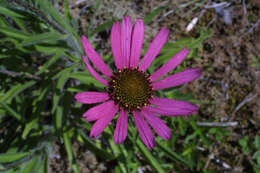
{"left": 108, "top": 68, "right": 153, "bottom": 112}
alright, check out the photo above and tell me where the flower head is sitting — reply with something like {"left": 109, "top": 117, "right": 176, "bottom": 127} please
{"left": 75, "top": 16, "right": 201, "bottom": 149}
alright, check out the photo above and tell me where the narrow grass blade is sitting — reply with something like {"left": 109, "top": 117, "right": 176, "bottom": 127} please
{"left": 0, "top": 152, "right": 32, "bottom": 163}
{"left": 108, "top": 138, "right": 127, "bottom": 173}
{"left": 0, "top": 26, "right": 29, "bottom": 40}
{"left": 63, "top": 130, "right": 80, "bottom": 173}
{"left": 19, "top": 32, "right": 69, "bottom": 47}
{"left": 21, "top": 155, "right": 41, "bottom": 173}
{"left": 0, "top": 6, "right": 24, "bottom": 18}
{"left": 189, "top": 117, "right": 211, "bottom": 146}
{"left": 137, "top": 140, "right": 165, "bottom": 173}
{"left": 144, "top": 6, "right": 166, "bottom": 24}
{"left": 64, "top": 132, "right": 74, "bottom": 161}
{"left": 55, "top": 106, "right": 63, "bottom": 135}
{"left": 52, "top": 64, "right": 78, "bottom": 80}
{"left": 86, "top": 0, "right": 101, "bottom": 36}
{"left": 22, "top": 118, "right": 38, "bottom": 139}
{"left": 0, "top": 81, "right": 36, "bottom": 103}
{"left": 0, "top": 103, "right": 22, "bottom": 121}
{"left": 51, "top": 67, "right": 72, "bottom": 114}
{"left": 39, "top": 155, "right": 48, "bottom": 173}
{"left": 89, "top": 19, "right": 116, "bottom": 36}
{"left": 78, "top": 130, "right": 114, "bottom": 160}
{"left": 64, "top": 0, "right": 72, "bottom": 21}
{"left": 38, "top": 0, "right": 76, "bottom": 36}
{"left": 156, "top": 140, "right": 194, "bottom": 169}
{"left": 69, "top": 72, "right": 104, "bottom": 88}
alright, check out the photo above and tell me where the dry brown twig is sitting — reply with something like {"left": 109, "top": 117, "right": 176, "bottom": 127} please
{"left": 197, "top": 121, "right": 238, "bottom": 127}
{"left": 0, "top": 69, "right": 41, "bottom": 80}
{"left": 69, "top": 0, "right": 89, "bottom": 9}
{"left": 232, "top": 93, "right": 258, "bottom": 115}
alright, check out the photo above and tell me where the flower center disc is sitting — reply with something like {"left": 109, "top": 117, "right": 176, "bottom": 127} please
{"left": 108, "top": 68, "right": 153, "bottom": 112}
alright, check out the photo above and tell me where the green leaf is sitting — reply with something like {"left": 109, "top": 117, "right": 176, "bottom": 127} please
{"left": 63, "top": 130, "right": 80, "bottom": 173}
{"left": 156, "top": 140, "right": 193, "bottom": 169}
{"left": 144, "top": 6, "right": 166, "bottom": 24}
{"left": 63, "top": 131, "right": 74, "bottom": 162}
{"left": 21, "top": 155, "right": 41, "bottom": 173}
{"left": 254, "top": 135, "right": 260, "bottom": 149}
{"left": 108, "top": 138, "right": 127, "bottom": 173}
{"left": 37, "top": 0, "right": 81, "bottom": 52}
{"left": 239, "top": 136, "right": 251, "bottom": 154}
{"left": 35, "top": 45, "right": 66, "bottom": 54}
{"left": 51, "top": 66, "right": 73, "bottom": 114}
{"left": 4, "top": 169, "right": 16, "bottom": 173}
{"left": 78, "top": 130, "right": 114, "bottom": 160}
{"left": 161, "top": 38, "right": 193, "bottom": 52}
{"left": 13, "top": 17, "right": 27, "bottom": 32}
{"left": 0, "top": 103, "right": 22, "bottom": 121}
{"left": 89, "top": 19, "right": 116, "bottom": 36}
{"left": 0, "top": 26, "right": 29, "bottom": 40}
{"left": 38, "top": 0, "right": 76, "bottom": 36}
{"left": 157, "top": 28, "right": 211, "bottom": 64}
{"left": 0, "top": 152, "right": 31, "bottom": 163}
{"left": 0, "top": 6, "right": 24, "bottom": 18}
{"left": 32, "top": 85, "right": 51, "bottom": 116}
{"left": 35, "top": 51, "right": 63, "bottom": 75}
{"left": 39, "top": 155, "right": 48, "bottom": 173}
{"left": 253, "top": 151, "right": 260, "bottom": 165}
{"left": 69, "top": 72, "right": 104, "bottom": 88}
{"left": 86, "top": 0, "right": 101, "bottom": 36}
{"left": 189, "top": 117, "right": 211, "bottom": 146}
{"left": 137, "top": 140, "right": 165, "bottom": 173}
{"left": 63, "top": 0, "right": 72, "bottom": 21}
{"left": 19, "top": 32, "right": 69, "bottom": 47}
{"left": 61, "top": 92, "right": 72, "bottom": 128}
{"left": 251, "top": 56, "right": 260, "bottom": 68}
{"left": 239, "top": 136, "right": 249, "bottom": 148}
{"left": 52, "top": 64, "right": 78, "bottom": 80}
{"left": 55, "top": 106, "right": 63, "bottom": 134}
{"left": 22, "top": 118, "right": 38, "bottom": 139}
{"left": 0, "top": 80, "right": 36, "bottom": 103}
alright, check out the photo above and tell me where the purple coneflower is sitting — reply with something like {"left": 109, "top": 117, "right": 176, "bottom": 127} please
{"left": 75, "top": 16, "right": 201, "bottom": 150}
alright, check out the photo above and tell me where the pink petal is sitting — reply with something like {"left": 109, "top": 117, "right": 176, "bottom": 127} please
{"left": 150, "top": 97, "right": 199, "bottom": 111}
{"left": 82, "top": 56, "right": 108, "bottom": 86}
{"left": 139, "top": 27, "right": 169, "bottom": 71}
{"left": 81, "top": 35, "right": 111, "bottom": 78}
{"left": 144, "top": 97, "right": 199, "bottom": 116}
{"left": 90, "top": 103, "right": 118, "bottom": 138}
{"left": 129, "top": 19, "right": 144, "bottom": 68}
{"left": 74, "top": 92, "right": 109, "bottom": 104}
{"left": 133, "top": 110, "right": 155, "bottom": 150}
{"left": 144, "top": 106, "right": 197, "bottom": 116}
{"left": 113, "top": 109, "right": 128, "bottom": 144}
{"left": 141, "top": 110, "right": 171, "bottom": 140}
{"left": 110, "top": 21, "right": 123, "bottom": 70}
{"left": 121, "top": 16, "right": 132, "bottom": 67}
{"left": 150, "top": 48, "right": 190, "bottom": 81}
{"left": 83, "top": 100, "right": 115, "bottom": 122}
{"left": 152, "top": 68, "right": 201, "bottom": 90}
